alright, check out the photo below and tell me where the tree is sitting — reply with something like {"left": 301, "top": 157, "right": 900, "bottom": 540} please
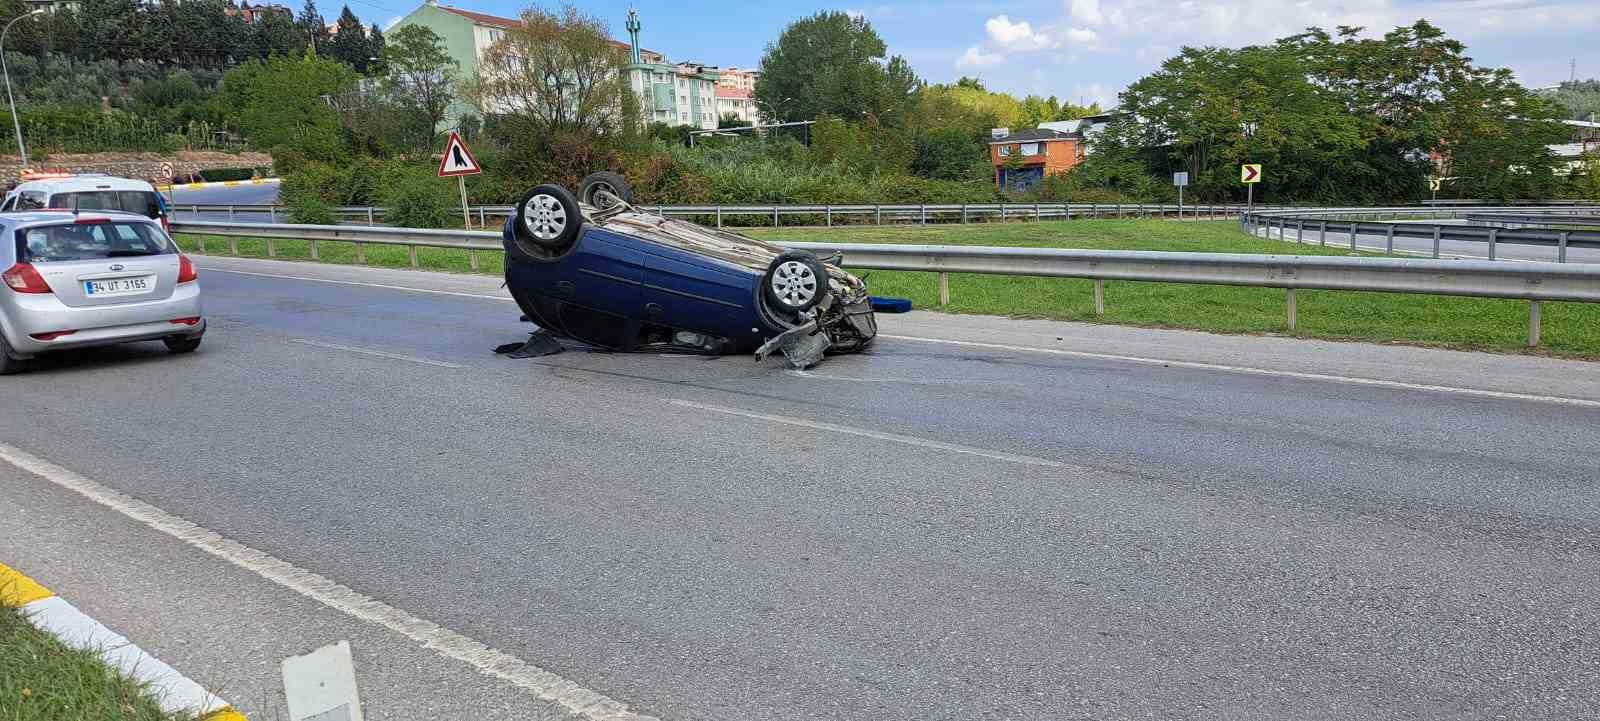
{"left": 258, "top": 8, "right": 305, "bottom": 57}
{"left": 718, "top": 113, "right": 751, "bottom": 129}
{"left": 297, "top": 0, "right": 328, "bottom": 56}
{"left": 214, "top": 52, "right": 357, "bottom": 161}
{"left": 365, "top": 23, "right": 385, "bottom": 73}
{"left": 380, "top": 24, "right": 457, "bottom": 150}
{"left": 329, "top": 5, "right": 370, "bottom": 72}
{"left": 468, "top": 5, "right": 634, "bottom": 134}
{"left": 1543, "top": 80, "right": 1600, "bottom": 122}
{"left": 754, "top": 11, "right": 919, "bottom": 124}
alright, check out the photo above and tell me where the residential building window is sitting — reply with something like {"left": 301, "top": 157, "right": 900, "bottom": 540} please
{"left": 680, "top": 112, "right": 687, "bottom": 121}
{"left": 1020, "top": 142, "right": 1040, "bottom": 156}
{"left": 998, "top": 145, "right": 1012, "bottom": 157}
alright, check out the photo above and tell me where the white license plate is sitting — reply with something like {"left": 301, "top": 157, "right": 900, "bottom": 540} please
{"left": 84, "top": 276, "right": 154, "bottom": 296}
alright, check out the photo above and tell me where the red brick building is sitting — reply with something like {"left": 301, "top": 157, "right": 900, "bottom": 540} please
{"left": 988, "top": 128, "right": 1085, "bottom": 192}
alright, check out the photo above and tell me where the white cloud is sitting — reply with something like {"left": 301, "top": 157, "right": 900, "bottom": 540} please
{"left": 1069, "top": 0, "right": 1104, "bottom": 26}
{"left": 1071, "top": 82, "right": 1118, "bottom": 108}
{"left": 985, "top": 15, "right": 1056, "bottom": 51}
{"left": 1064, "top": 27, "right": 1099, "bottom": 45}
{"left": 956, "top": 46, "right": 1005, "bottom": 68}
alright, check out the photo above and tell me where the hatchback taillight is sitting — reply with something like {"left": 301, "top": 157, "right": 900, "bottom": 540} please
{"left": 177, "top": 254, "right": 198, "bottom": 283}
{"left": 2, "top": 263, "right": 51, "bottom": 294}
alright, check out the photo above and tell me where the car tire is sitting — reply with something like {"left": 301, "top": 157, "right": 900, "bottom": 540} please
{"left": 513, "top": 184, "right": 583, "bottom": 254}
{"left": 0, "top": 334, "right": 23, "bottom": 375}
{"left": 578, "top": 171, "right": 634, "bottom": 210}
{"left": 763, "top": 250, "right": 830, "bottom": 315}
{"left": 164, "top": 335, "right": 202, "bottom": 354}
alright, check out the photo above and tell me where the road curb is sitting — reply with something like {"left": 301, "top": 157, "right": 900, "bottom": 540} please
{"left": 158, "top": 178, "right": 280, "bottom": 192}
{"left": 1, "top": 560, "right": 246, "bottom": 721}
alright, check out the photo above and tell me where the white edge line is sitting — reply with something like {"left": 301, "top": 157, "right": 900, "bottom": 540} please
{"left": 207, "top": 261, "right": 1598, "bottom": 408}
{"left": 203, "top": 267, "right": 510, "bottom": 301}
{"left": 0, "top": 443, "right": 658, "bottom": 721}
{"left": 880, "top": 334, "right": 1600, "bottom": 409}
{"left": 291, "top": 339, "right": 463, "bottom": 369}
{"left": 18, "top": 595, "right": 231, "bottom": 716}
{"left": 666, "top": 398, "right": 1072, "bottom": 469}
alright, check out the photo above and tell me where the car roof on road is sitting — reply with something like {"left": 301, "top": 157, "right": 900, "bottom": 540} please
{"left": 7, "top": 175, "right": 157, "bottom": 195}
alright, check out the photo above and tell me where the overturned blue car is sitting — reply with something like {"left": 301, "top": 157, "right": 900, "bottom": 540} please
{"left": 498, "top": 172, "right": 879, "bottom": 369}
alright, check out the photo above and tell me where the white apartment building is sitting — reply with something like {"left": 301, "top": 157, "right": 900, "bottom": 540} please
{"left": 715, "top": 87, "right": 758, "bottom": 124}
{"left": 717, "top": 67, "right": 759, "bottom": 92}
{"left": 623, "top": 10, "right": 720, "bottom": 130}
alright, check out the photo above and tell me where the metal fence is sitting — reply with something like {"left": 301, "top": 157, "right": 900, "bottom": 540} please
{"left": 1241, "top": 206, "right": 1600, "bottom": 261}
{"left": 170, "top": 218, "right": 1600, "bottom": 346}
{"left": 172, "top": 201, "right": 1279, "bottom": 228}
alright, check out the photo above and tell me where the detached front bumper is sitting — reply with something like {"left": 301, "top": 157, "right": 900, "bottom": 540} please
{"left": 2, "top": 284, "right": 204, "bottom": 356}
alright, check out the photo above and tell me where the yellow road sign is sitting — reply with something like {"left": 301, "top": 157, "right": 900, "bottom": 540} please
{"left": 1241, "top": 164, "right": 1262, "bottom": 184}
{"left": 1428, "top": 177, "right": 1441, "bottom": 191}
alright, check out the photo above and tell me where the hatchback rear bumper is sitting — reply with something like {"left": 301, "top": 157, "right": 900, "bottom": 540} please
{"left": 2, "top": 284, "right": 203, "bottom": 356}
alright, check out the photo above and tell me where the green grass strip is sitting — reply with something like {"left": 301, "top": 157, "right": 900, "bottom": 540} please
{"left": 0, "top": 603, "right": 195, "bottom": 721}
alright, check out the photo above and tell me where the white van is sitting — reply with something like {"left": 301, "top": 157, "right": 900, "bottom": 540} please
{"left": 2, "top": 174, "right": 170, "bottom": 230}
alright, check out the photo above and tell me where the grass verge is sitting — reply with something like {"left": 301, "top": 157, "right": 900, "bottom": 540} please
{"left": 177, "top": 219, "right": 1600, "bottom": 359}
{"left": 0, "top": 603, "right": 194, "bottom": 721}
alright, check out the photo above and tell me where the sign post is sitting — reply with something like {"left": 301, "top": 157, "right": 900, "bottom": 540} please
{"left": 1172, "top": 171, "right": 1189, "bottom": 219}
{"left": 437, "top": 130, "right": 482, "bottom": 229}
{"left": 1241, "top": 163, "right": 1262, "bottom": 209}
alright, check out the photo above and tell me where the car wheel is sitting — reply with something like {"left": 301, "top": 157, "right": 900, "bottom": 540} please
{"left": 763, "top": 250, "right": 830, "bottom": 315}
{"left": 164, "top": 335, "right": 202, "bottom": 354}
{"left": 514, "top": 184, "right": 583, "bottom": 253}
{"left": 578, "top": 171, "right": 634, "bottom": 210}
{"left": 0, "top": 334, "right": 24, "bottom": 375}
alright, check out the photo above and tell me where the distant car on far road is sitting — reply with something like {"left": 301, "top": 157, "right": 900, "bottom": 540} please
{"left": 2, "top": 174, "right": 171, "bottom": 231}
{"left": 1, "top": 211, "right": 204, "bottom": 374}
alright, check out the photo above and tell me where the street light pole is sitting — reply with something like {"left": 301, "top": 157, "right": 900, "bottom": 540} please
{"left": 2, "top": 9, "right": 45, "bottom": 170}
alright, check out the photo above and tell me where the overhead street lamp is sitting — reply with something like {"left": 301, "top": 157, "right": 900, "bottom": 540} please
{"left": 2, "top": 8, "right": 46, "bottom": 170}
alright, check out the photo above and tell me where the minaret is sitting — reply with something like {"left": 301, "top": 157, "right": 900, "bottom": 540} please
{"left": 626, "top": 8, "right": 642, "bottom": 64}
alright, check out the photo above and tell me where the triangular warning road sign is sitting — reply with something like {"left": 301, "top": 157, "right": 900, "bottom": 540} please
{"left": 438, "top": 131, "right": 482, "bottom": 177}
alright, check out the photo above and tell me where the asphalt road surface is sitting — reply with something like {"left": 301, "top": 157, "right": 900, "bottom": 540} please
{"left": 3, "top": 257, "right": 1599, "bottom": 720}
{"left": 169, "top": 179, "right": 280, "bottom": 209}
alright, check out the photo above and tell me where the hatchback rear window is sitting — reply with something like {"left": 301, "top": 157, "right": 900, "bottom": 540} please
{"left": 15, "top": 221, "right": 174, "bottom": 263}
{"left": 51, "top": 190, "right": 162, "bottom": 219}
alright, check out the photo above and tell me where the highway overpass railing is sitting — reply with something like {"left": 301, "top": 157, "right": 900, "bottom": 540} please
{"left": 170, "top": 218, "right": 1600, "bottom": 346}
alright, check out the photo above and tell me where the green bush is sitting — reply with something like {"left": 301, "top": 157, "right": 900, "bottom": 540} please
{"left": 379, "top": 164, "right": 459, "bottom": 229}
{"left": 198, "top": 167, "right": 257, "bottom": 182}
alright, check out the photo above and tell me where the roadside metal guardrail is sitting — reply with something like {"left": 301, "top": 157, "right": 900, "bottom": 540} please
{"left": 1462, "top": 212, "right": 1600, "bottom": 229}
{"left": 171, "top": 218, "right": 1600, "bottom": 346}
{"left": 172, "top": 201, "right": 1280, "bottom": 228}
{"left": 1241, "top": 206, "right": 1600, "bottom": 261}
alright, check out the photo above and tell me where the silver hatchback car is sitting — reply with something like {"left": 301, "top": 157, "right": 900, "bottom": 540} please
{"left": 1, "top": 211, "right": 204, "bottom": 374}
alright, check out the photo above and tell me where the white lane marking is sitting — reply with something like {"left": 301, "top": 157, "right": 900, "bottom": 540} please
{"left": 292, "top": 339, "right": 463, "bottom": 369}
{"left": 880, "top": 334, "right": 1600, "bottom": 409}
{"left": 0, "top": 443, "right": 657, "bottom": 721}
{"left": 666, "top": 399, "right": 1071, "bottom": 469}
{"left": 785, "top": 369, "right": 1021, "bottom": 386}
{"left": 205, "top": 267, "right": 509, "bottom": 301}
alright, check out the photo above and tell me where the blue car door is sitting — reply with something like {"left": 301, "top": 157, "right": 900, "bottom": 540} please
{"left": 638, "top": 241, "right": 758, "bottom": 340}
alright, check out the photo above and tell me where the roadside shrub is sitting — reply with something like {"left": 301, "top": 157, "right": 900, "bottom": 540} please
{"left": 379, "top": 164, "right": 458, "bottom": 228}
{"left": 198, "top": 167, "right": 256, "bottom": 182}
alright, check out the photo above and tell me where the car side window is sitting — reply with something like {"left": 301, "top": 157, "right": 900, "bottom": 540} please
{"left": 0, "top": 195, "right": 13, "bottom": 211}
{"left": 17, "top": 192, "right": 45, "bottom": 210}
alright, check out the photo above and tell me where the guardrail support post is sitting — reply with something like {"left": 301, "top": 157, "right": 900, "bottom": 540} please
{"left": 1559, "top": 231, "right": 1569, "bottom": 263}
{"left": 1296, "top": 220, "right": 1305, "bottom": 244}
{"left": 1034, "top": 203, "right": 1041, "bottom": 221}
{"left": 1349, "top": 224, "right": 1357, "bottom": 251}
{"left": 920, "top": 204, "right": 927, "bottom": 224}
{"left": 773, "top": 207, "right": 779, "bottom": 227}
{"left": 469, "top": 249, "right": 479, "bottom": 271}
{"left": 408, "top": 246, "right": 418, "bottom": 268}
{"left": 826, "top": 205, "right": 832, "bottom": 227}
{"left": 196, "top": 236, "right": 206, "bottom": 254}
{"left": 309, "top": 239, "right": 318, "bottom": 260}
{"left": 1093, "top": 280, "right": 1105, "bottom": 316}
{"left": 1384, "top": 225, "right": 1394, "bottom": 255}
{"left": 1319, "top": 220, "right": 1327, "bottom": 246}
{"left": 1092, "top": 204, "right": 1099, "bottom": 219}
{"left": 1285, "top": 288, "right": 1297, "bottom": 331}
{"left": 227, "top": 205, "right": 236, "bottom": 220}
{"left": 477, "top": 207, "right": 486, "bottom": 228}
{"left": 266, "top": 237, "right": 276, "bottom": 257}
{"left": 1432, "top": 226, "right": 1441, "bottom": 259}
{"left": 939, "top": 272, "right": 950, "bottom": 307}
{"left": 269, "top": 206, "right": 277, "bottom": 223}
{"left": 876, "top": 205, "right": 883, "bottom": 225}
{"left": 356, "top": 243, "right": 365, "bottom": 264}
{"left": 229, "top": 237, "right": 238, "bottom": 255}
{"left": 960, "top": 205, "right": 967, "bottom": 224}
{"left": 1488, "top": 227, "right": 1498, "bottom": 261}
{"left": 1000, "top": 205, "right": 1006, "bottom": 222}
{"left": 367, "top": 208, "right": 375, "bottom": 225}
{"left": 1528, "top": 301, "right": 1542, "bottom": 347}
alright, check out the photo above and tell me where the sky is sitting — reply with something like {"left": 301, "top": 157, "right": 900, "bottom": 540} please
{"left": 361, "top": 0, "right": 1600, "bottom": 109}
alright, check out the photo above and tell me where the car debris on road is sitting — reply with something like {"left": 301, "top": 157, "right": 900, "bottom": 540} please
{"left": 497, "top": 172, "right": 897, "bottom": 369}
